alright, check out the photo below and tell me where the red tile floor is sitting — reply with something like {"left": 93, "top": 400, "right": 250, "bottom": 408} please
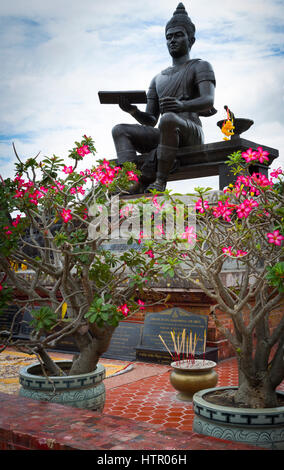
{"left": 103, "top": 357, "right": 284, "bottom": 432}
{"left": 1, "top": 350, "right": 283, "bottom": 450}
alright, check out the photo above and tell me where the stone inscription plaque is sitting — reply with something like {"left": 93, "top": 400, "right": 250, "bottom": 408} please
{"left": 139, "top": 308, "right": 208, "bottom": 354}
{"left": 102, "top": 321, "right": 143, "bottom": 361}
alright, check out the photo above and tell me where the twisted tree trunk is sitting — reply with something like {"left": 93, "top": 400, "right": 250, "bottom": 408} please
{"left": 69, "top": 323, "right": 116, "bottom": 375}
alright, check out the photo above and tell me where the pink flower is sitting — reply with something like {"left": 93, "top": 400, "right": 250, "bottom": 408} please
{"left": 12, "top": 214, "right": 21, "bottom": 227}
{"left": 0, "top": 284, "right": 3, "bottom": 291}
{"left": 76, "top": 145, "right": 89, "bottom": 157}
{"left": 76, "top": 146, "right": 86, "bottom": 157}
{"left": 236, "top": 250, "right": 248, "bottom": 257}
{"left": 13, "top": 190, "right": 25, "bottom": 199}
{"left": 181, "top": 226, "right": 196, "bottom": 244}
{"left": 127, "top": 171, "right": 138, "bottom": 182}
{"left": 266, "top": 230, "right": 284, "bottom": 246}
{"left": 155, "top": 225, "right": 165, "bottom": 236}
{"left": 222, "top": 246, "right": 233, "bottom": 256}
{"left": 14, "top": 174, "right": 25, "bottom": 186}
{"left": 70, "top": 188, "right": 77, "bottom": 194}
{"left": 152, "top": 195, "right": 165, "bottom": 213}
{"left": 236, "top": 199, "right": 259, "bottom": 218}
{"left": 256, "top": 147, "right": 269, "bottom": 164}
{"left": 76, "top": 186, "right": 85, "bottom": 195}
{"left": 39, "top": 186, "right": 49, "bottom": 194}
{"left": 60, "top": 209, "right": 72, "bottom": 223}
{"left": 63, "top": 165, "right": 74, "bottom": 174}
{"left": 270, "top": 167, "right": 283, "bottom": 178}
{"left": 145, "top": 249, "right": 154, "bottom": 258}
{"left": 242, "top": 148, "right": 257, "bottom": 163}
{"left": 250, "top": 173, "right": 273, "bottom": 189}
{"left": 195, "top": 198, "right": 209, "bottom": 213}
{"left": 117, "top": 304, "right": 130, "bottom": 317}
{"left": 81, "top": 145, "right": 90, "bottom": 155}
{"left": 222, "top": 246, "right": 248, "bottom": 257}
{"left": 120, "top": 205, "right": 133, "bottom": 218}
{"left": 28, "top": 193, "right": 39, "bottom": 205}
{"left": 213, "top": 200, "right": 235, "bottom": 222}
{"left": 54, "top": 181, "right": 65, "bottom": 191}
{"left": 137, "top": 300, "right": 145, "bottom": 310}
{"left": 138, "top": 231, "right": 144, "bottom": 244}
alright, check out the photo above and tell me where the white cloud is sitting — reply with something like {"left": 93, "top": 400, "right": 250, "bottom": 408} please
{"left": 0, "top": 0, "right": 283, "bottom": 189}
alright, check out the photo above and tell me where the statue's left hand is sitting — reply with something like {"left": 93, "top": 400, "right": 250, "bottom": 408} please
{"left": 159, "top": 97, "right": 184, "bottom": 114}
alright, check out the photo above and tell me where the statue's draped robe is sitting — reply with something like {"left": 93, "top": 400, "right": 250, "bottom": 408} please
{"left": 138, "top": 58, "right": 216, "bottom": 182}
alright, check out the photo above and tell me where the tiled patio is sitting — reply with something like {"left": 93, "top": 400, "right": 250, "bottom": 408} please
{"left": 103, "top": 358, "right": 240, "bottom": 432}
{"left": 1, "top": 350, "right": 283, "bottom": 450}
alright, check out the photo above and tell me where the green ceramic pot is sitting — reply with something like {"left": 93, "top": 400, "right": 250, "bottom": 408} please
{"left": 19, "top": 360, "right": 106, "bottom": 412}
{"left": 193, "top": 386, "right": 284, "bottom": 449}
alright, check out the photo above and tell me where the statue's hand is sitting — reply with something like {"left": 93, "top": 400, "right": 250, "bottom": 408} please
{"left": 159, "top": 97, "right": 184, "bottom": 114}
{"left": 119, "top": 96, "right": 138, "bottom": 115}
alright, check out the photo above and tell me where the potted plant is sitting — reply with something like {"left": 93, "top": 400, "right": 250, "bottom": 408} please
{"left": 0, "top": 136, "right": 160, "bottom": 410}
{"left": 136, "top": 148, "right": 284, "bottom": 448}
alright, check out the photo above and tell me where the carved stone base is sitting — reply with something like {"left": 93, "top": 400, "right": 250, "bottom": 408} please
{"left": 193, "top": 386, "right": 284, "bottom": 449}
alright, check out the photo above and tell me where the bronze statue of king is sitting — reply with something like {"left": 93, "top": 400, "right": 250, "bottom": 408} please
{"left": 111, "top": 3, "right": 216, "bottom": 193}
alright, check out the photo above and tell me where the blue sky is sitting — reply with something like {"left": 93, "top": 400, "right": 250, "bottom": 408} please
{"left": 0, "top": 0, "right": 283, "bottom": 192}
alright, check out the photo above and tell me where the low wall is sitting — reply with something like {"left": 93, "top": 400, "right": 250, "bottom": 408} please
{"left": 0, "top": 392, "right": 263, "bottom": 451}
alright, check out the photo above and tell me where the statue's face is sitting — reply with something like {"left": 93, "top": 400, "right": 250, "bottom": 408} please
{"left": 166, "top": 26, "right": 191, "bottom": 58}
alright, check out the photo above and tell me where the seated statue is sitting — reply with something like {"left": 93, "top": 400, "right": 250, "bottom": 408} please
{"left": 112, "top": 3, "right": 216, "bottom": 193}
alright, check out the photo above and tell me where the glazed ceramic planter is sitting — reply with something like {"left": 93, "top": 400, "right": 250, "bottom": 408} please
{"left": 193, "top": 386, "right": 284, "bottom": 449}
{"left": 170, "top": 359, "right": 218, "bottom": 401}
{"left": 19, "top": 360, "right": 106, "bottom": 412}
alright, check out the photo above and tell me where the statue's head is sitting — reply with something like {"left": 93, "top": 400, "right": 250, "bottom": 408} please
{"left": 165, "top": 3, "right": 196, "bottom": 54}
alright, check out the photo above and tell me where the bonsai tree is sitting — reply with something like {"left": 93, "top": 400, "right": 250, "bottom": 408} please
{"left": 0, "top": 136, "right": 161, "bottom": 376}
{"left": 132, "top": 148, "right": 284, "bottom": 408}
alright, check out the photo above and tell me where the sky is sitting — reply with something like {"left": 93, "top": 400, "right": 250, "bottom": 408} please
{"left": 0, "top": 0, "right": 283, "bottom": 193}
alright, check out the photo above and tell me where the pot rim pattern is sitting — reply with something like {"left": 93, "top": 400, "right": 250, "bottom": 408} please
{"left": 19, "top": 360, "right": 106, "bottom": 391}
{"left": 193, "top": 386, "right": 284, "bottom": 415}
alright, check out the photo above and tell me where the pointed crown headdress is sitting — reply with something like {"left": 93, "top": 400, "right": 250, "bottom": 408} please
{"left": 165, "top": 3, "right": 195, "bottom": 39}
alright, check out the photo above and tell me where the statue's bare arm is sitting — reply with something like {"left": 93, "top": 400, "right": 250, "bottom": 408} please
{"left": 118, "top": 78, "right": 160, "bottom": 127}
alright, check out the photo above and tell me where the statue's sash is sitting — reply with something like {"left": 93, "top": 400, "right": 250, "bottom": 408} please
{"left": 159, "top": 59, "right": 200, "bottom": 100}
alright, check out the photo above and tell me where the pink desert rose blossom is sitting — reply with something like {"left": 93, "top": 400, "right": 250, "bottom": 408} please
{"left": 266, "top": 230, "right": 284, "bottom": 246}
{"left": 76, "top": 145, "right": 90, "bottom": 157}
{"left": 126, "top": 171, "right": 139, "bottom": 182}
{"left": 242, "top": 148, "right": 257, "bottom": 163}
{"left": 117, "top": 304, "right": 130, "bottom": 317}
{"left": 63, "top": 165, "right": 74, "bottom": 174}
{"left": 195, "top": 198, "right": 209, "bottom": 213}
{"left": 181, "top": 226, "right": 197, "bottom": 244}
{"left": 60, "top": 209, "right": 72, "bottom": 223}
{"left": 137, "top": 300, "right": 145, "bottom": 310}
{"left": 222, "top": 247, "right": 248, "bottom": 257}
{"left": 236, "top": 250, "right": 248, "bottom": 257}
{"left": 145, "top": 249, "right": 155, "bottom": 258}
{"left": 270, "top": 168, "right": 283, "bottom": 178}
{"left": 222, "top": 246, "right": 233, "bottom": 256}
{"left": 256, "top": 147, "right": 269, "bottom": 164}
{"left": 81, "top": 145, "right": 90, "bottom": 155}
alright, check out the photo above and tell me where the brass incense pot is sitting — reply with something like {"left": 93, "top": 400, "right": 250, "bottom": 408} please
{"left": 170, "top": 359, "right": 218, "bottom": 401}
